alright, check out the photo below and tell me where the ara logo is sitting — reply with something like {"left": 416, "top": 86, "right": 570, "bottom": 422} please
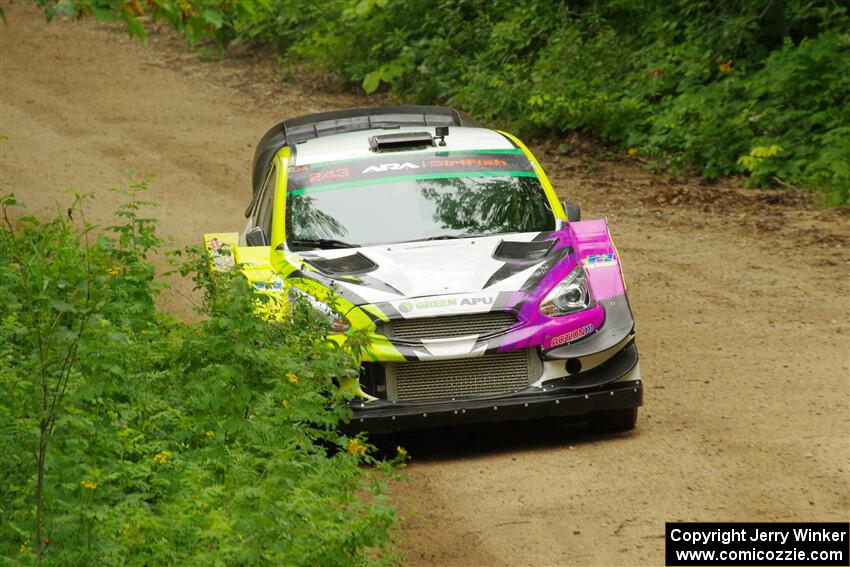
{"left": 362, "top": 162, "right": 421, "bottom": 174}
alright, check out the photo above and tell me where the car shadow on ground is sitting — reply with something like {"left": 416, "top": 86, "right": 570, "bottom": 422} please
{"left": 369, "top": 418, "right": 639, "bottom": 463}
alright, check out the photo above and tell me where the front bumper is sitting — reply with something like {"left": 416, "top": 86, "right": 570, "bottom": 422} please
{"left": 345, "top": 342, "right": 642, "bottom": 434}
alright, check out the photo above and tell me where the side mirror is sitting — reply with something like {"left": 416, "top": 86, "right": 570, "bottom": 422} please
{"left": 562, "top": 200, "right": 581, "bottom": 222}
{"left": 245, "top": 226, "right": 269, "bottom": 247}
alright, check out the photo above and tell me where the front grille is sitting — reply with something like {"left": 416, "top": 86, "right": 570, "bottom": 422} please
{"left": 380, "top": 312, "right": 516, "bottom": 341}
{"left": 388, "top": 350, "right": 533, "bottom": 402}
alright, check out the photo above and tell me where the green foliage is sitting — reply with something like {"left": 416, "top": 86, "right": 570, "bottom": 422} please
{"left": 27, "top": 0, "right": 850, "bottom": 203}
{"left": 738, "top": 145, "right": 784, "bottom": 187}
{"left": 0, "top": 186, "right": 399, "bottom": 566}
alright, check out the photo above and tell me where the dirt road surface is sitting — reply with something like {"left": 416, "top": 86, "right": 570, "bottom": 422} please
{"left": 2, "top": 3, "right": 848, "bottom": 565}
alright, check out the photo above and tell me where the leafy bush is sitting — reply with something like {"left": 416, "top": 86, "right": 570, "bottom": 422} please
{"left": 29, "top": 0, "right": 850, "bottom": 203}
{"left": 0, "top": 186, "right": 398, "bottom": 566}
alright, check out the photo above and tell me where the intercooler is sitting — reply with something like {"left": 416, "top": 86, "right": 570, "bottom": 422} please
{"left": 378, "top": 312, "right": 516, "bottom": 341}
{"left": 385, "top": 349, "right": 541, "bottom": 402}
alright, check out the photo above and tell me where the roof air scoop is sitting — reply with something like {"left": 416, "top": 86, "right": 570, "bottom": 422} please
{"left": 369, "top": 131, "right": 435, "bottom": 152}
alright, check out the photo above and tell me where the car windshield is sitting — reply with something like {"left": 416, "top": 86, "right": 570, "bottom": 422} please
{"left": 285, "top": 150, "right": 556, "bottom": 250}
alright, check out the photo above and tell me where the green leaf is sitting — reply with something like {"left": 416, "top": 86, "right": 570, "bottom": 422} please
{"left": 362, "top": 70, "right": 381, "bottom": 94}
{"left": 201, "top": 9, "right": 224, "bottom": 29}
{"left": 91, "top": 7, "right": 118, "bottom": 23}
{"left": 122, "top": 8, "right": 147, "bottom": 42}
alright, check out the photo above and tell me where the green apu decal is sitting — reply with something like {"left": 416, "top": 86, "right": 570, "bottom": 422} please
{"left": 399, "top": 296, "right": 495, "bottom": 313}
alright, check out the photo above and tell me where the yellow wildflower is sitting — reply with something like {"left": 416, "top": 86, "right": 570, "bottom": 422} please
{"left": 718, "top": 59, "right": 733, "bottom": 74}
{"left": 82, "top": 480, "right": 97, "bottom": 490}
{"left": 627, "top": 148, "right": 638, "bottom": 157}
{"left": 397, "top": 446, "right": 408, "bottom": 459}
{"left": 286, "top": 372, "right": 298, "bottom": 384}
{"left": 154, "top": 450, "right": 171, "bottom": 465}
{"left": 347, "top": 438, "right": 367, "bottom": 457}
{"left": 205, "top": 431, "right": 214, "bottom": 439}
{"left": 106, "top": 265, "right": 122, "bottom": 277}
{"left": 282, "top": 399, "right": 289, "bottom": 408}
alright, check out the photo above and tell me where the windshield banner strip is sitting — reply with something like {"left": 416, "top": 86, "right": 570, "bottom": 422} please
{"left": 288, "top": 171, "right": 538, "bottom": 196}
{"left": 287, "top": 151, "right": 535, "bottom": 193}
{"left": 293, "top": 148, "right": 524, "bottom": 169}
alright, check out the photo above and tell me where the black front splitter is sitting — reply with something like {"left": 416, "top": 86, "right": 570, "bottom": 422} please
{"left": 344, "top": 378, "right": 642, "bottom": 434}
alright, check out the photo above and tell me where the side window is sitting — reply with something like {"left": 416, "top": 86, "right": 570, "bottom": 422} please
{"left": 254, "top": 164, "right": 276, "bottom": 238}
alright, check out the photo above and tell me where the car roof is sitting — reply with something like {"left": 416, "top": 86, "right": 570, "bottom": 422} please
{"left": 290, "top": 126, "right": 517, "bottom": 166}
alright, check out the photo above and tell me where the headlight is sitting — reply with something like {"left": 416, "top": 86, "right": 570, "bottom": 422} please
{"left": 539, "top": 265, "right": 592, "bottom": 317}
{"left": 288, "top": 288, "right": 350, "bottom": 333}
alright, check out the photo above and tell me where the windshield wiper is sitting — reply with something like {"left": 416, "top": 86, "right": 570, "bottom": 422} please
{"left": 404, "top": 233, "right": 483, "bottom": 243}
{"left": 285, "top": 238, "right": 359, "bottom": 250}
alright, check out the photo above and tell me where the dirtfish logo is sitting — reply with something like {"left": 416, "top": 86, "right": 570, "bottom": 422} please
{"left": 362, "top": 162, "right": 421, "bottom": 174}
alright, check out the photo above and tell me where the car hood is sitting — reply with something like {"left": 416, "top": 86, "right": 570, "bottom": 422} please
{"left": 296, "top": 231, "right": 572, "bottom": 307}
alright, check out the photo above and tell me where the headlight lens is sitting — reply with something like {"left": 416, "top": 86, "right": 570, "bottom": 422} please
{"left": 288, "top": 288, "right": 350, "bottom": 333}
{"left": 539, "top": 265, "right": 592, "bottom": 317}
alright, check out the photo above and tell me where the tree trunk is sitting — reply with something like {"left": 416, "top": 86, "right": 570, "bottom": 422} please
{"left": 35, "top": 433, "right": 47, "bottom": 566}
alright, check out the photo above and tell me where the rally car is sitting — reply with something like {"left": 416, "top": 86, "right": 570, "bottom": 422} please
{"left": 205, "top": 106, "right": 642, "bottom": 433}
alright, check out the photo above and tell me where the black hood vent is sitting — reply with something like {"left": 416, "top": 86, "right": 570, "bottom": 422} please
{"left": 492, "top": 238, "right": 556, "bottom": 261}
{"left": 483, "top": 237, "right": 568, "bottom": 289}
{"left": 302, "top": 252, "right": 378, "bottom": 275}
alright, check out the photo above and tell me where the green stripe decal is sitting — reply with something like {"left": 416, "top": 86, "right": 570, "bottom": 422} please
{"left": 289, "top": 171, "right": 538, "bottom": 196}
